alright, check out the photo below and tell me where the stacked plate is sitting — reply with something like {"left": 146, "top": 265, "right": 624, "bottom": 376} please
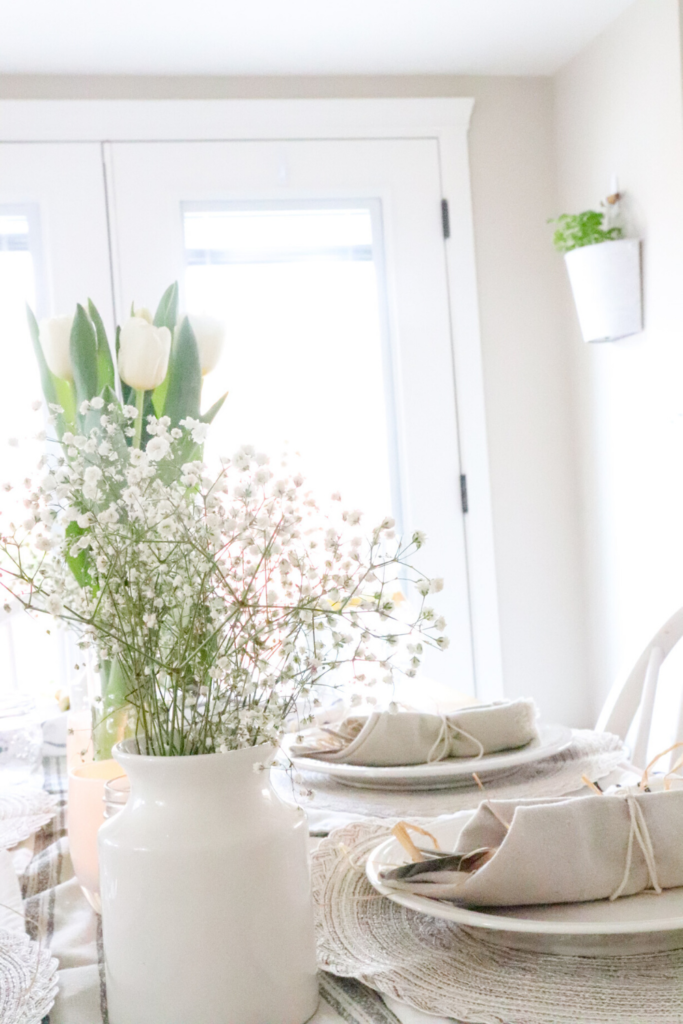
{"left": 284, "top": 722, "right": 573, "bottom": 791}
{"left": 364, "top": 811, "right": 683, "bottom": 956}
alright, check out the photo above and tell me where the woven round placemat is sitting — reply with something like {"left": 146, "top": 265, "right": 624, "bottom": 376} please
{"left": 275, "top": 730, "right": 626, "bottom": 822}
{"left": 0, "top": 930, "right": 58, "bottom": 1024}
{"left": 312, "top": 819, "right": 683, "bottom": 1024}
{"left": 0, "top": 791, "right": 58, "bottom": 851}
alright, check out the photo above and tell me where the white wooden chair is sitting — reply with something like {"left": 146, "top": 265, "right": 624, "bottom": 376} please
{"left": 596, "top": 605, "right": 683, "bottom": 769}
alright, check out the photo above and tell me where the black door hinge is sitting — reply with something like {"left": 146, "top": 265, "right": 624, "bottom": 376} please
{"left": 460, "top": 474, "right": 469, "bottom": 514}
{"left": 441, "top": 198, "right": 450, "bottom": 239}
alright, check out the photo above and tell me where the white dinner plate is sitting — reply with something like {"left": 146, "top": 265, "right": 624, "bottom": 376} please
{"left": 366, "top": 812, "right": 683, "bottom": 955}
{"left": 284, "top": 723, "right": 573, "bottom": 790}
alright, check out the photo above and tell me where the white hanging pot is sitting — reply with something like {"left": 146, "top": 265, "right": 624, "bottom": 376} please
{"left": 564, "top": 237, "right": 642, "bottom": 343}
{"left": 99, "top": 741, "right": 319, "bottom": 1024}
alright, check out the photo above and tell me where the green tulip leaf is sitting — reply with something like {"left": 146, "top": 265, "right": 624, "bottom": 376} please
{"left": 200, "top": 391, "right": 228, "bottom": 425}
{"left": 141, "top": 389, "right": 156, "bottom": 447}
{"left": 163, "top": 316, "right": 201, "bottom": 427}
{"left": 100, "top": 383, "right": 118, "bottom": 406}
{"left": 87, "top": 299, "right": 116, "bottom": 393}
{"left": 53, "top": 378, "right": 77, "bottom": 431}
{"left": 82, "top": 383, "right": 119, "bottom": 435}
{"left": 65, "top": 520, "right": 92, "bottom": 589}
{"left": 153, "top": 282, "right": 179, "bottom": 332}
{"left": 26, "top": 305, "right": 76, "bottom": 434}
{"left": 26, "top": 305, "right": 58, "bottom": 405}
{"left": 152, "top": 375, "right": 169, "bottom": 418}
{"left": 70, "top": 304, "right": 99, "bottom": 408}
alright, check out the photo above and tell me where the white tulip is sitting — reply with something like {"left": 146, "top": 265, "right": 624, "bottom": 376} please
{"left": 39, "top": 315, "right": 74, "bottom": 381}
{"left": 187, "top": 314, "right": 225, "bottom": 375}
{"left": 118, "top": 316, "right": 171, "bottom": 391}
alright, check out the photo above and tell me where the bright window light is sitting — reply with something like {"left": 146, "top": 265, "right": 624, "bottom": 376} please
{"left": 0, "top": 208, "right": 72, "bottom": 701}
{"left": 183, "top": 203, "right": 399, "bottom": 528}
{"left": 0, "top": 211, "right": 44, "bottom": 516}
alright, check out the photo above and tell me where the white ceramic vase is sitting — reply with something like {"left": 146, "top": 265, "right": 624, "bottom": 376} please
{"left": 99, "top": 741, "right": 319, "bottom": 1024}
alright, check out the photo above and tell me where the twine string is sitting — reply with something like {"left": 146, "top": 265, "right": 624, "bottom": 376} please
{"left": 610, "top": 794, "right": 662, "bottom": 901}
{"left": 427, "top": 717, "right": 485, "bottom": 763}
{"left": 639, "top": 741, "right": 683, "bottom": 790}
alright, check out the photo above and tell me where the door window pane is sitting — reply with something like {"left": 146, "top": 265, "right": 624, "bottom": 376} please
{"left": 0, "top": 209, "right": 45, "bottom": 515}
{"left": 0, "top": 210, "right": 43, "bottom": 472}
{"left": 0, "top": 206, "right": 71, "bottom": 701}
{"left": 183, "top": 202, "right": 399, "bottom": 527}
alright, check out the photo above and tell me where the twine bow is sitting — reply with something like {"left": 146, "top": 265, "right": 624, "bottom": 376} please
{"left": 610, "top": 793, "right": 662, "bottom": 901}
{"left": 427, "top": 716, "right": 485, "bottom": 763}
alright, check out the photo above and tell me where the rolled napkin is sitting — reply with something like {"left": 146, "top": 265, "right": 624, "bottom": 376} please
{"left": 291, "top": 698, "right": 538, "bottom": 766}
{"left": 378, "top": 787, "right": 683, "bottom": 907}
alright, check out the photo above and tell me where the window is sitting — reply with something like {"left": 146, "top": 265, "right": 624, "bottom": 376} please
{"left": 0, "top": 205, "right": 74, "bottom": 701}
{"left": 183, "top": 201, "right": 399, "bottom": 527}
{"left": 0, "top": 207, "right": 44, "bottom": 516}
{"left": 0, "top": 105, "right": 500, "bottom": 699}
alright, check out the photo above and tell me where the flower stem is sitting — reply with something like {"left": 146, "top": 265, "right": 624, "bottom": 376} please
{"left": 133, "top": 389, "right": 145, "bottom": 448}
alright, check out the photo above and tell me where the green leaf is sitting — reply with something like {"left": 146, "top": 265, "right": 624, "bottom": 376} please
{"left": 163, "top": 316, "right": 201, "bottom": 427}
{"left": 550, "top": 209, "right": 623, "bottom": 254}
{"left": 200, "top": 391, "right": 228, "bottom": 424}
{"left": 153, "top": 282, "right": 179, "bottom": 332}
{"left": 100, "top": 383, "right": 118, "bottom": 407}
{"left": 53, "top": 378, "right": 77, "bottom": 431}
{"left": 87, "top": 299, "right": 116, "bottom": 393}
{"left": 141, "top": 389, "right": 156, "bottom": 447}
{"left": 65, "top": 520, "right": 92, "bottom": 588}
{"left": 26, "top": 305, "right": 76, "bottom": 433}
{"left": 82, "top": 383, "right": 119, "bottom": 434}
{"left": 26, "top": 305, "right": 57, "bottom": 405}
{"left": 70, "top": 304, "right": 99, "bottom": 408}
{"left": 152, "top": 375, "right": 169, "bottom": 418}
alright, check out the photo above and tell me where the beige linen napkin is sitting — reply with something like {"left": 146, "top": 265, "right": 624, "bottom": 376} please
{"left": 379, "top": 788, "right": 683, "bottom": 906}
{"left": 291, "top": 699, "right": 538, "bottom": 766}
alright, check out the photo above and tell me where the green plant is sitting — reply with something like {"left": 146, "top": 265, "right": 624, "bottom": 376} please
{"left": 549, "top": 210, "right": 622, "bottom": 254}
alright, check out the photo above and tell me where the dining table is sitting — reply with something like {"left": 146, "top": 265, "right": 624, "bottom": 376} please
{"left": 12, "top": 750, "right": 455, "bottom": 1024}
{"left": 6, "top": 710, "right": 677, "bottom": 1024}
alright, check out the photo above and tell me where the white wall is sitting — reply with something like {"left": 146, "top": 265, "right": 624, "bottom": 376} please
{"left": 554, "top": 0, "right": 683, "bottom": 719}
{"left": 0, "top": 73, "right": 590, "bottom": 724}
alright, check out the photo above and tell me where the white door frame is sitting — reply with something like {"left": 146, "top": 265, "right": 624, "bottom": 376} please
{"left": 0, "top": 97, "right": 504, "bottom": 701}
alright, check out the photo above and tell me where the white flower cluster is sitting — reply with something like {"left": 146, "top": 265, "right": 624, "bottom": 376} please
{"left": 0, "top": 406, "right": 447, "bottom": 756}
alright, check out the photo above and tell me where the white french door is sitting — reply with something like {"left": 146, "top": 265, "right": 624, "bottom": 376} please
{"left": 0, "top": 144, "right": 112, "bottom": 701}
{"left": 1, "top": 100, "right": 501, "bottom": 699}
{"left": 105, "top": 138, "right": 473, "bottom": 690}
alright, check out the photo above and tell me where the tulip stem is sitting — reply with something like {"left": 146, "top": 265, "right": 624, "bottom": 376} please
{"left": 133, "top": 389, "right": 145, "bottom": 449}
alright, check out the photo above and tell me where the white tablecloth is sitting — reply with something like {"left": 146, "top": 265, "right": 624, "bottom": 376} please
{"left": 17, "top": 730, "right": 630, "bottom": 1024}
{"left": 19, "top": 755, "right": 462, "bottom": 1024}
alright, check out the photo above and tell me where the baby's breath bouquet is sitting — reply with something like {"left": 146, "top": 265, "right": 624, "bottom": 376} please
{"left": 0, "top": 400, "right": 446, "bottom": 758}
{"left": 20, "top": 282, "right": 228, "bottom": 755}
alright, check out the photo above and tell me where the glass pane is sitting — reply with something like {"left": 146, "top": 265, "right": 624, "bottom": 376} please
{"left": 0, "top": 207, "right": 69, "bottom": 703}
{"left": 183, "top": 203, "right": 398, "bottom": 526}
{"left": 0, "top": 210, "right": 44, "bottom": 510}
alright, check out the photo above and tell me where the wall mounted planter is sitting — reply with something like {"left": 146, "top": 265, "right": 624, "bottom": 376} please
{"left": 564, "top": 237, "right": 642, "bottom": 343}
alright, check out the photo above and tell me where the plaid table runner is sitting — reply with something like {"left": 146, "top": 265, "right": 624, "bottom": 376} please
{"left": 20, "top": 755, "right": 411, "bottom": 1024}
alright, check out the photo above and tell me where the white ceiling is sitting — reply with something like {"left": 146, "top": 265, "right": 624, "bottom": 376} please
{"left": 0, "top": 0, "right": 638, "bottom": 77}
